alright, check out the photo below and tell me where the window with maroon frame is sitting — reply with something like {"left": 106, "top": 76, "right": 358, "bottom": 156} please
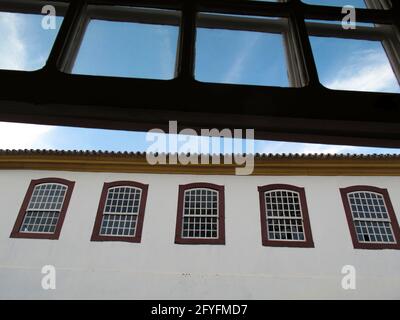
{"left": 10, "top": 178, "right": 75, "bottom": 240}
{"left": 175, "top": 183, "right": 225, "bottom": 245}
{"left": 258, "top": 184, "right": 314, "bottom": 248}
{"left": 340, "top": 186, "right": 400, "bottom": 250}
{"left": 91, "top": 181, "right": 148, "bottom": 243}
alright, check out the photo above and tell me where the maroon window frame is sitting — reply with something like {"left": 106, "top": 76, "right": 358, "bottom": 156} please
{"left": 258, "top": 184, "right": 314, "bottom": 248}
{"left": 175, "top": 183, "right": 225, "bottom": 245}
{"left": 10, "top": 178, "right": 75, "bottom": 240}
{"left": 340, "top": 186, "right": 400, "bottom": 250}
{"left": 91, "top": 181, "right": 148, "bottom": 243}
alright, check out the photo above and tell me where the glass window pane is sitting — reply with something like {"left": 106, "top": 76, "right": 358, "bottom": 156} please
{"left": 303, "top": 0, "right": 366, "bottom": 7}
{"left": 302, "top": 0, "right": 391, "bottom": 9}
{"left": 309, "top": 35, "right": 400, "bottom": 93}
{"left": 72, "top": 7, "right": 181, "bottom": 80}
{"left": 0, "top": 6, "right": 65, "bottom": 71}
{"left": 195, "top": 13, "right": 290, "bottom": 87}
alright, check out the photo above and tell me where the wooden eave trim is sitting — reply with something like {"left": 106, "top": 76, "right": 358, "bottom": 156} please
{"left": 0, "top": 154, "right": 400, "bottom": 176}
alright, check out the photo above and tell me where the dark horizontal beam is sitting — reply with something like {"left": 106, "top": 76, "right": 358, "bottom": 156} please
{"left": 1, "top": 69, "right": 400, "bottom": 147}
{"left": 197, "top": 0, "right": 290, "bottom": 18}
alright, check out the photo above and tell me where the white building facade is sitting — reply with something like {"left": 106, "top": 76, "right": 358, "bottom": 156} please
{"left": 0, "top": 150, "right": 400, "bottom": 299}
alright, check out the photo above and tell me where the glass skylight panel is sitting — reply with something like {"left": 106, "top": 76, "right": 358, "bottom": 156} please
{"left": 72, "top": 7, "right": 181, "bottom": 80}
{"left": 302, "top": 0, "right": 391, "bottom": 9}
{"left": 309, "top": 36, "right": 400, "bottom": 93}
{"left": 306, "top": 17, "right": 400, "bottom": 94}
{"left": 195, "top": 13, "right": 290, "bottom": 87}
{"left": 0, "top": 5, "right": 65, "bottom": 71}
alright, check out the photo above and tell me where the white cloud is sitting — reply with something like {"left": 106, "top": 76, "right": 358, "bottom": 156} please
{"left": 0, "top": 12, "right": 26, "bottom": 70}
{"left": 155, "top": 26, "right": 175, "bottom": 79}
{"left": 326, "top": 49, "right": 399, "bottom": 93}
{"left": 0, "top": 122, "right": 54, "bottom": 149}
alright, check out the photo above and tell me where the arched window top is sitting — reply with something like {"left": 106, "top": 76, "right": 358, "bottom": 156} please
{"left": 258, "top": 184, "right": 314, "bottom": 248}
{"left": 347, "top": 191, "right": 389, "bottom": 220}
{"left": 175, "top": 183, "right": 225, "bottom": 245}
{"left": 340, "top": 186, "right": 400, "bottom": 249}
{"left": 108, "top": 185, "right": 141, "bottom": 191}
{"left": 183, "top": 187, "right": 219, "bottom": 200}
{"left": 27, "top": 183, "right": 68, "bottom": 211}
{"left": 265, "top": 189, "right": 299, "bottom": 195}
{"left": 184, "top": 187, "right": 218, "bottom": 193}
{"left": 104, "top": 185, "right": 143, "bottom": 215}
{"left": 180, "top": 182, "right": 223, "bottom": 192}
{"left": 10, "top": 178, "right": 75, "bottom": 240}
{"left": 91, "top": 181, "right": 148, "bottom": 243}
{"left": 258, "top": 184, "right": 304, "bottom": 194}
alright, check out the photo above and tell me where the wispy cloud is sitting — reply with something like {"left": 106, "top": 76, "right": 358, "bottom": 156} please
{"left": 0, "top": 12, "right": 26, "bottom": 70}
{"left": 326, "top": 49, "right": 400, "bottom": 93}
{"left": 0, "top": 122, "right": 54, "bottom": 149}
{"left": 155, "top": 26, "right": 175, "bottom": 79}
{"left": 223, "top": 32, "right": 261, "bottom": 83}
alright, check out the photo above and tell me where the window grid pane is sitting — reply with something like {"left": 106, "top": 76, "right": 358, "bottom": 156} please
{"left": 348, "top": 192, "right": 396, "bottom": 244}
{"left": 20, "top": 183, "right": 67, "bottom": 233}
{"left": 264, "top": 190, "right": 306, "bottom": 241}
{"left": 182, "top": 188, "right": 219, "bottom": 239}
{"left": 100, "top": 186, "right": 142, "bottom": 237}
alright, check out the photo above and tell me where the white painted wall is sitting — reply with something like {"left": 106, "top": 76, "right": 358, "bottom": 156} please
{"left": 0, "top": 169, "right": 399, "bottom": 299}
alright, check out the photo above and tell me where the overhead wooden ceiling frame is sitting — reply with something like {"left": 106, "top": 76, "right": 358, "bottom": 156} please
{"left": 0, "top": 0, "right": 399, "bottom": 148}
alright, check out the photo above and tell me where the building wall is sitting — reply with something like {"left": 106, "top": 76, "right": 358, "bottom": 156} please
{"left": 0, "top": 169, "right": 400, "bottom": 299}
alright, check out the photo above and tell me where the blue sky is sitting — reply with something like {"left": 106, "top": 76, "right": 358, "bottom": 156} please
{"left": 0, "top": 0, "right": 399, "bottom": 155}
{"left": 303, "top": 0, "right": 368, "bottom": 7}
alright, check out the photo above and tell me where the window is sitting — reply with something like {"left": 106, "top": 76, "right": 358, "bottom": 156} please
{"left": 195, "top": 13, "right": 290, "bottom": 87}
{"left": 302, "top": 0, "right": 391, "bottom": 9}
{"left": 71, "top": 6, "right": 181, "bottom": 79}
{"left": 175, "top": 183, "right": 225, "bottom": 245}
{"left": 258, "top": 184, "right": 314, "bottom": 247}
{"left": 307, "top": 21, "right": 400, "bottom": 93}
{"left": 305, "top": 0, "right": 400, "bottom": 94}
{"left": 340, "top": 186, "right": 400, "bottom": 249}
{"left": 10, "top": 178, "right": 75, "bottom": 240}
{"left": 0, "top": 2, "right": 66, "bottom": 71}
{"left": 91, "top": 181, "right": 148, "bottom": 243}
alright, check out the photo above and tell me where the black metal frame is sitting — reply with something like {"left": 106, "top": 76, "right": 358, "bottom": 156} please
{"left": 0, "top": 0, "right": 400, "bottom": 147}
